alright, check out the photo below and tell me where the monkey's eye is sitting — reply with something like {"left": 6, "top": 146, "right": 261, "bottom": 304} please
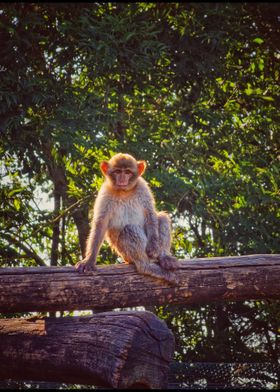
{"left": 124, "top": 170, "right": 132, "bottom": 175}
{"left": 114, "top": 169, "right": 121, "bottom": 174}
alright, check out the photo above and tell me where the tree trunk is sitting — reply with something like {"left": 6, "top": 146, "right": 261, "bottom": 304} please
{"left": 0, "top": 254, "right": 279, "bottom": 314}
{"left": 0, "top": 311, "right": 174, "bottom": 389}
{"left": 69, "top": 197, "right": 90, "bottom": 258}
{"left": 43, "top": 141, "right": 90, "bottom": 259}
{"left": 50, "top": 189, "right": 61, "bottom": 266}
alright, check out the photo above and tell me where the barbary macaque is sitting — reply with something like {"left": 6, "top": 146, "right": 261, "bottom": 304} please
{"left": 76, "top": 153, "right": 180, "bottom": 284}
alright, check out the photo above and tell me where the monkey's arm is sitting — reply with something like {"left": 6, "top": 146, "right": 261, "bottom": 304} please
{"left": 76, "top": 216, "right": 109, "bottom": 273}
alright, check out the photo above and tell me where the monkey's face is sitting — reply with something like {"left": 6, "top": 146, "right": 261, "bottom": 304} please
{"left": 110, "top": 167, "right": 137, "bottom": 190}
{"left": 100, "top": 154, "right": 146, "bottom": 192}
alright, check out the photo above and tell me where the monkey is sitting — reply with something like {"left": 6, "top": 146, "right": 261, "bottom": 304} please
{"left": 75, "top": 153, "right": 180, "bottom": 284}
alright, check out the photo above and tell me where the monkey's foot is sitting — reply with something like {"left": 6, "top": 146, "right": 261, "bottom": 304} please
{"left": 75, "top": 260, "right": 96, "bottom": 273}
{"left": 158, "top": 254, "right": 180, "bottom": 271}
{"left": 164, "top": 271, "right": 179, "bottom": 285}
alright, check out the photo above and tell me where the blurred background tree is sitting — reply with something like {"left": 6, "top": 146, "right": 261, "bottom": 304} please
{"left": 0, "top": 3, "right": 279, "bottom": 388}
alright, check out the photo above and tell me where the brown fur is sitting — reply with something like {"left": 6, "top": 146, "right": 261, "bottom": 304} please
{"left": 76, "top": 153, "right": 179, "bottom": 284}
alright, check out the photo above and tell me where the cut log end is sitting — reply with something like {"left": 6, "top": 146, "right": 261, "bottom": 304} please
{"left": 0, "top": 311, "right": 175, "bottom": 389}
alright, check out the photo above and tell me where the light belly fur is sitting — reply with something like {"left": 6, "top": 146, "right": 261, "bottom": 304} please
{"left": 106, "top": 200, "right": 143, "bottom": 245}
{"left": 108, "top": 201, "right": 145, "bottom": 231}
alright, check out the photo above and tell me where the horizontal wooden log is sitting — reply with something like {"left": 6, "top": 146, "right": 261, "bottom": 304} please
{"left": 0, "top": 311, "right": 174, "bottom": 389}
{"left": 0, "top": 254, "right": 279, "bottom": 313}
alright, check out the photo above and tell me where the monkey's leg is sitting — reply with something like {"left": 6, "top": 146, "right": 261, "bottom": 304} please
{"left": 157, "top": 212, "right": 180, "bottom": 271}
{"left": 117, "top": 224, "right": 177, "bottom": 284}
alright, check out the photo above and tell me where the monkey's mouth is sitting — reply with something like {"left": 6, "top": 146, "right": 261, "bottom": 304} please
{"left": 116, "top": 182, "right": 129, "bottom": 187}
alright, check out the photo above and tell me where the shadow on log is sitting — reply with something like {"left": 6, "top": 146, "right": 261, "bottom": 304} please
{"left": 0, "top": 254, "right": 279, "bottom": 313}
{"left": 0, "top": 311, "right": 174, "bottom": 389}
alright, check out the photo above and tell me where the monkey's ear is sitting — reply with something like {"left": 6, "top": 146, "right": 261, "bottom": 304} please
{"left": 137, "top": 160, "right": 146, "bottom": 176}
{"left": 100, "top": 161, "right": 109, "bottom": 176}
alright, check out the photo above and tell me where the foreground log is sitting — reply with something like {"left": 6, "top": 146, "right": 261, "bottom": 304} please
{"left": 0, "top": 254, "right": 279, "bottom": 313}
{"left": 0, "top": 311, "right": 174, "bottom": 389}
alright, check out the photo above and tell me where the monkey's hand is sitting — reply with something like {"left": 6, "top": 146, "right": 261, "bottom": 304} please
{"left": 146, "top": 235, "right": 160, "bottom": 259}
{"left": 75, "top": 258, "right": 97, "bottom": 273}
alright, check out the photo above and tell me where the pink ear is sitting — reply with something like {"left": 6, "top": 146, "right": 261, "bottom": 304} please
{"left": 137, "top": 160, "right": 146, "bottom": 176}
{"left": 100, "top": 161, "right": 109, "bottom": 175}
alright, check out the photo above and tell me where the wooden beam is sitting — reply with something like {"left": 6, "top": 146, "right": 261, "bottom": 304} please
{"left": 0, "top": 311, "right": 174, "bottom": 389}
{"left": 0, "top": 254, "right": 279, "bottom": 313}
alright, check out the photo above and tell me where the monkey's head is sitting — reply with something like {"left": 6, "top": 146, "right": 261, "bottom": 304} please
{"left": 100, "top": 153, "right": 146, "bottom": 191}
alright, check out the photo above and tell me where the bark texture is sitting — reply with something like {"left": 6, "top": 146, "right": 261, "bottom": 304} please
{"left": 0, "top": 311, "right": 174, "bottom": 389}
{"left": 0, "top": 254, "right": 279, "bottom": 313}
